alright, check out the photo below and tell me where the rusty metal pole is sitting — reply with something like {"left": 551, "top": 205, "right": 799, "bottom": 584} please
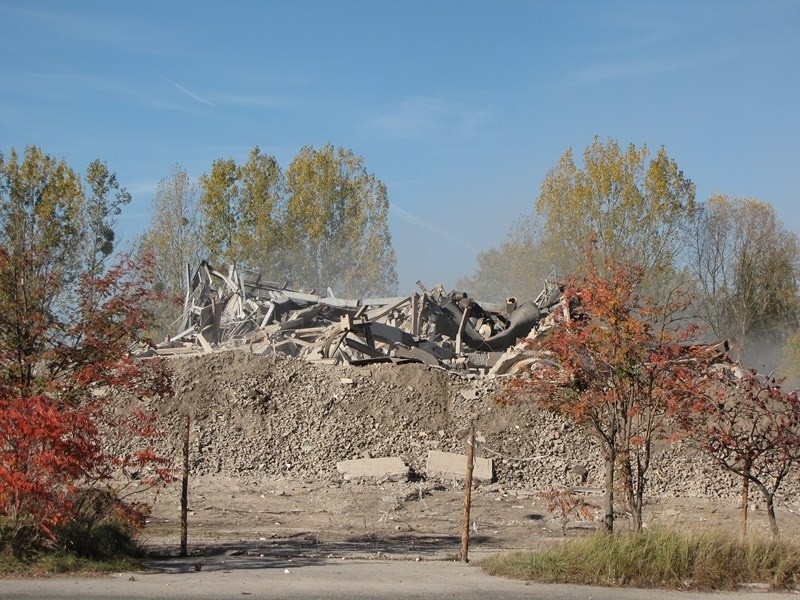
{"left": 460, "top": 423, "right": 475, "bottom": 563}
{"left": 180, "top": 414, "right": 190, "bottom": 557}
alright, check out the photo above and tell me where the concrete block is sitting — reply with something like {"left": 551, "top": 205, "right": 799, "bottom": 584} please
{"left": 336, "top": 456, "right": 409, "bottom": 482}
{"left": 426, "top": 450, "right": 493, "bottom": 483}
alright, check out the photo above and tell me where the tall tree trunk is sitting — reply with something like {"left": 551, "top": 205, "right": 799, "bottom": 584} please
{"left": 621, "top": 452, "right": 641, "bottom": 532}
{"left": 632, "top": 434, "right": 653, "bottom": 533}
{"left": 740, "top": 474, "right": 749, "bottom": 542}
{"left": 765, "top": 492, "right": 779, "bottom": 541}
{"left": 632, "top": 484, "right": 643, "bottom": 532}
{"left": 622, "top": 452, "right": 647, "bottom": 533}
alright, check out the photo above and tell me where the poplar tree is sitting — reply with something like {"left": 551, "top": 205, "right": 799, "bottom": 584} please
{"left": 137, "top": 164, "right": 203, "bottom": 337}
{"left": 537, "top": 136, "right": 696, "bottom": 278}
{"left": 283, "top": 144, "right": 397, "bottom": 296}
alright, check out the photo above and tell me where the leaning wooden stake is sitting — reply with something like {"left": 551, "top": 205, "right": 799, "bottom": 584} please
{"left": 460, "top": 423, "right": 475, "bottom": 562}
{"left": 180, "top": 414, "right": 190, "bottom": 557}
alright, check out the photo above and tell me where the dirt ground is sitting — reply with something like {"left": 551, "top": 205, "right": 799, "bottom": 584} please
{"left": 131, "top": 354, "right": 800, "bottom": 561}
{"left": 140, "top": 475, "right": 800, "bottom": 561}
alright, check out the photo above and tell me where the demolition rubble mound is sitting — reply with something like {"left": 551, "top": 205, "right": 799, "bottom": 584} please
{"left": 123, "top": 351, "right": 752, "bottom": 501}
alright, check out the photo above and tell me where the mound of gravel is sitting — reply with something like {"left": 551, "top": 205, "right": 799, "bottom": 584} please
{"left": 115, "top": 351, "right": 747, "bottom": 499}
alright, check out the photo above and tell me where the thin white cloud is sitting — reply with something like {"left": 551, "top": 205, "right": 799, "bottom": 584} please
{"left": 0, "top": 4, "right": 150, "bottom": 47}
{"left": 214, "top": 93, "right": 289, "bottom": 109}
{"left": 0, "top": 71, "right": 188, "bottom": 112}
{"left": 166, "top": 79, "right": 216, "bottom": 107}
{"left": 366, "top": 95, "right": 492, "bottom": 141}
{"left": 389, "top": 202, "right": 469, "bottom": 249}
{"left": 564, "top": 49, "right": 737, "bottom": 87}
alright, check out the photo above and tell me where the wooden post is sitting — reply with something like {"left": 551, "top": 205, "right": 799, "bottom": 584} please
{"left": 410, "top": 293, "right": 419, "bottom": 337}
{"left": 180, "top": 414, "right": 190, "bottom": 557}
{"left": 455, "top": 305, "right": 470, "bottom": 356}
{"left": 460, "top": 423, "right": 475, "bottom": 563}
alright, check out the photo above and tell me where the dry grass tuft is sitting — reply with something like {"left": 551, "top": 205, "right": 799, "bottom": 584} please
{"left": 481, "top": 527, "right": 800, "bottom": 590}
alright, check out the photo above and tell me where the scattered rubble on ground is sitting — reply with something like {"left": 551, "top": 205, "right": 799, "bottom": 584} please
{"left": 139, "top": 261, "right": 565, "bottom": 377}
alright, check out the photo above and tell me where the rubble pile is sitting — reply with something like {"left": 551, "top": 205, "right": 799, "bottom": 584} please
{"left": 120, "top": 351, "right": 748, "bottom": 500}
{"left": 141, "top": 262, "right": 563, "bottom": 376}
{"left": 119, "top": 261, "right": 779, "bottom": 501}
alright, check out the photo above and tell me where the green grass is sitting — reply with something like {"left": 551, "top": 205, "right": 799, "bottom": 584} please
{"left": 0, "top": 552, "right": 145, "bottom": 577}
{"left": 0, "top": 517, "right": 147, "bottom": 577}
{"left": 481, "top": 527, "right": 800, "bottom": 590}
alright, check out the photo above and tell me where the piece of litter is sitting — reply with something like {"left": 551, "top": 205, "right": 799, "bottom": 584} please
{"left": 284, "top": 569, "right": 290, "bottom": 574}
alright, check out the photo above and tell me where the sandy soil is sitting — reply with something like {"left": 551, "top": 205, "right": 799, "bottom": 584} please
{"left": 140, "top": 475, "right": 800, "bottom": 561}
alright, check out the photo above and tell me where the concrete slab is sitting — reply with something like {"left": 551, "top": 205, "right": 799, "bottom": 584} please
{"left": 336, "top": 456, "right": 409, "bottom": 482}
{"left": 426, "top": 450, "right": 493, "bottom": 483}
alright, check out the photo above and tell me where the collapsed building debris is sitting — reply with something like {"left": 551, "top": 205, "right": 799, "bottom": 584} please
{"left": 145, "top": 261, "right": 565, "bottom": 376}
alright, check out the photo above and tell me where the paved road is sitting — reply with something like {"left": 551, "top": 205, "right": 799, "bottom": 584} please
{"left": 0, "top": 557, "right": 793, "bottom": 600}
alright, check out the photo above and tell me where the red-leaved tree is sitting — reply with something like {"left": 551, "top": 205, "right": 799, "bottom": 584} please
{"left": 0, "top": 249, "right": 172, "bottom": 556}
{"left": 0, "top": 395, "right": 100, "bottom": 549}
{"left": 677, "top": 368, "right": 800, "bottom": 540}
{"left": 0, "top": 147, "right": 172, "bottom": 557}
{"left": 506, "top": 254, "right": 718, "bottom": 532}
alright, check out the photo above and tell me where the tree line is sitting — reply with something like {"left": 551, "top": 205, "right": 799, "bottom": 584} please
{"left": 476, "top": 136, "right": 800, "bottom": 540}
{"left": 0, "top": 142, "right": 397, "bottom": 557}
{"left": 459, "top": 136, "right": 800, "bottom": 385}
{"left": 139, "top": 144, "right": 398, "bottom": 337}
{"left": 1, "top": 136, "right": 799, "bottom": 557}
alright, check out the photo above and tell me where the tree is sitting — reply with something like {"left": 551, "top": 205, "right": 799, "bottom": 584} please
{"left": 0, "top": 146, "right": 171, "bottom": 556}
{"left": 506, "top": 250, "right": 708, "bottom": 532}
{"left": 199, "top": 157, "right": 240, "bottom": 267}
{"left": 137, "top": 165, "right": 203, "bottom": 338}
{"left": 539, "top": 487, "right": 599, "bottom": 536}
{"left": 198, "top": 147, "right": 284, "bottom": 278}
{"left": 82, "top": 159, "right": 132, "bottom": 279}
{"left": 535, "top": 137, "right": 696, "bottom": 281}
{"left": 678, "top": 369, "right": 800, "bottom": 540}
{"left": 687, "top": 195, "right": 800, "bottom": 367}
{"left": 455, "top": 215, "right": 553, "bottom": 303}
{"left": 779, "top": 330, "right": 800, "bottom": 390}
{"left": 236, "top": 147, "right": 284, "bottom": 276}
{"left": 0, "top": 147, "right": 84, "bottom": 388}
{"left": 0, "top": 392, "right": 101, "bottom": 553}
{"left": 195, "top": 145, "right": 397, "bottom": 297}
{"left": 0, "top": 252, "right": 172, "bottom": 556}
{"left": 284, "top": 144, "right": 397, "bottom": 296}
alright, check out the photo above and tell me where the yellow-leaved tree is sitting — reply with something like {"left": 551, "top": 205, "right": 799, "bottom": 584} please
{"left": 284, "top": 144, "right": 397, "bottom": 296}
{"left": 199, "top": 147, "right": 284, "bottom": 277}
{"left": 137, "top": 164, "right": 204, "bottom": 338}
{"left": 536, "top": 136, "right": 697, "bottom": 278}
{"left": 459, "top": 137, "right": 697, "bottom": 302}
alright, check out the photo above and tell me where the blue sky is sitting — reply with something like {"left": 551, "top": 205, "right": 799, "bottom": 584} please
{"left": 1, "top": 1, "right": 798, "bottom": 294}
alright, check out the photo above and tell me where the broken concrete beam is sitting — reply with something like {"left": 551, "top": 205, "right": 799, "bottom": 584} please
{"left": 336, "top": 456, "right": 409, "bottom": 482}
{"left": 426, "top": 450, "right": 493, "bottom": 483}
{"left": 392, "top": 345, "right": 440, "bottom": 366}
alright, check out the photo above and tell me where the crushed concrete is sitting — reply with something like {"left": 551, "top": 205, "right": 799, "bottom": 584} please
{"left": 112, "top": 351, "right": 769, "bottom": 501}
